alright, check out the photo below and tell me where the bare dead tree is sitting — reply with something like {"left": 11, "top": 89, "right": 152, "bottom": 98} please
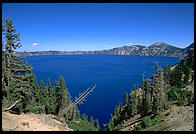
{"left": 58, "top": 85, "right": 96, "bottom": 117}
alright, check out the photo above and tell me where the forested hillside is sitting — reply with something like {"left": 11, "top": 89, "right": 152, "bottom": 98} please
{"left": 2, "top": 18, "right": 100, "bottom": 131}
{"left": 104, "top": 46, "right": 194, "bottom": 131}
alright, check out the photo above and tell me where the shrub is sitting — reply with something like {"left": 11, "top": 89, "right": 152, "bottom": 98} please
{"left": 142, "top": 117, "right": 152, "bottom": 128}
{"left": 113, "top": 124, "right": 122, "bottom": 131}
{"left": 168, "top": 86, "right": 194, "bottom": 106}
{"left": 68, "top": 119, "right": 100, "bottom": 131}
{"left": 176, "top": 89, "right": 193, "bottom": 106}
{"left": 177, "top": 95, "right": 187, "bottom": 106}
{"left": 26, "top": 105, "right": 45, "bottom": 114}
{"left": 150, "top": 114, "right": 165, "bottom": 127}
{"left": 181, "top": 90, "right": 194, "bottom": 105}
{"left": 135, "top": 124, "right": 143, "bottom": 131}
{"left": 168, "top": 87, "right": 179, "bottom": 101}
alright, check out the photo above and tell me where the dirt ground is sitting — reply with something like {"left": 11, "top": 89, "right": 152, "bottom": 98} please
{"left": 2, "top": 111, "right": 73, "bottom": 131}
{"left": 145, "top": 104, "right": 194, "bottom": 131}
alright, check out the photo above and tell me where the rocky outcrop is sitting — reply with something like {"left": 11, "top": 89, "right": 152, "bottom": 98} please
{"left": 2, "top": 112, "right": 73, "bottom": 131}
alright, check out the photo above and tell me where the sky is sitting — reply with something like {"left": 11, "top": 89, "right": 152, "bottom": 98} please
{"left": 2, "top": 3, "right": 194, "bottom": 52}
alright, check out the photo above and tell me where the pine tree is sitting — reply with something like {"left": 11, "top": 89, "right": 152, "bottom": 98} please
{"left": 57, "top": 76, "right": 80, "bottom": 122}
{"left": 137, "top": 93, "right": 143, "bottom": 114}
{"left": 95, "top": 119, "right": 100, "bottom": 130}
{"left": 45, "top": 79, "right": 52, "bottom": 114}
{"left": 32, "top": 80, "right": 46, "bottom": 113}
{"left": 2, "top": 18, "right": 21, "bottom": 95}
{"left": 49, "top": 81, "right": 60, "bottom": 114}
{"left": 58, "top": 76, "right": 71, "bottom": 116}
{"left": 90, "top": 116, "right": 95, "bottom": 126}
{"left": 124, "top": 92, "right": 129, "bottom": 106}
{"left": 109, "top": 116, "right": 115, "bottom": 131}
{"left": 82, "top": 113, "right": 88, "bottom": 122}
{"left": 119, "top": 103, "right": 123, "bottom": 113}
{"left": 163, "top": 65, "right": 172, "bottom": 91}
{"left": 113, "top": 106, "right": 121, "bottom": 123}
{"left": 105, "top": 119, "right": 114, "bottom": 131}
{"left": 53, "top": 81, "right": 61, "bottom": 115}
{"left": 152, "top": 62, "right": 167, "bottom": 115}
{"left": 130, "top": 91, "right": 138, "bottom": 116}
{"left": 170, "top": 65, "right": 183, "bottom": 88}
{"left": 124, "top": 112, "right": 128, "bottom": 119}
{"left": 2, "top": 18, "right": 36, "bottom": 113}
{"left": 39, "top": 80, "right": 46, "bottom": 105}
{"left": 183, "top": 64, "right": 191, "bottom": 85}
{"left": 142, "top": 80, "right": 152, "bottom": 115}
{"left": 28, "top": 74, "right": 37, "bottom": 104}
{"left": 71, "top": 106, "right": 80, "bottom": 121}
{"left": 25, "top": 74, "right": 38, "bottom": 113}
{"left": 163, "top": 65, "right": 172, "bottom": 109}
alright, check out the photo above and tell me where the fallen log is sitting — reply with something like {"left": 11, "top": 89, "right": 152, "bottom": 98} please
{"left": 59, "top": 85, "right": 96, "bottom": 117}
{"left": 3, "top": 100, "right": 19, "bottom": 111}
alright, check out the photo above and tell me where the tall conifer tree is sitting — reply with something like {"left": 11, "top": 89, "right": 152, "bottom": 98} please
{"left": 2, "top": 18, "right": 36, "bottom": 113}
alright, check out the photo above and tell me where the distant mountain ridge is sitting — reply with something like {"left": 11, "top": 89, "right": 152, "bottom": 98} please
{"left": 14, "top": 42, "right": 194, "bottom": 58}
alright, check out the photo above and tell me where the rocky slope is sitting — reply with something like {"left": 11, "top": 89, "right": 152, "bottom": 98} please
{"left": 180, "top": 43, "right": 194, "bottom": 58}
{"left": 2, "top": 111, "right": 73, "bottom": 131}
{"left": 14, "top": 42, "right": 194, "bottom": 58}
{"left": 144, "top": 104, "right": 194, "bottom": 131}
{"left": 121, "top": 82, "right": 194, "bottom": 131}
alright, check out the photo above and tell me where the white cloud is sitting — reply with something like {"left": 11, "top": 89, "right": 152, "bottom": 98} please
{"left": 32, "top": 43, "right": 39, "bottom": 46}
{"left": 125, "top": 42, "right": 145, "bottom": 46}
{"left": 132, "top": 43, "right": 143, "bottom": 46}
{"left": 104, "top": 44, "right": 110, "bottom": 48}
{"left": 123, "top": 42, "right": 133, "bottom": 46}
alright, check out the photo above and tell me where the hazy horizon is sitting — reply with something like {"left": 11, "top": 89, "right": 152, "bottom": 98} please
{"left": 13, "top": 41, "right": 194, "bottom": 53}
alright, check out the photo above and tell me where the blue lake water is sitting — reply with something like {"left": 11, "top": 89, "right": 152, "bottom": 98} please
{"left": 25, "top": 55, "right": 180, "bottom": 129}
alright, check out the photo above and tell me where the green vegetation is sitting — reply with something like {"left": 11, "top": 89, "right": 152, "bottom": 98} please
{"left": 142, "top": 80, "right": 153, "bottom": 115}
{"left": 68, "top": 114, "right": 100, "bottom": 131}
{"left": 135, "top": 114, "right": 165, "bottom": 131}
{"left": 2, "top": 18, "right": 35, "bottom": 113}
{"left": 168, "top": 87, "right": 179, "bottom": 101}
{"left": 105, "top": 45, "right": 194, "bottom": 131}
{"left": 168, "top": 87, "right": 194, "bottom": 106}
{"left": 142, "top": 117, "right": 153, "bottom": 128}
{"left": 2, "top": 18, "right": 100, "bottom": 131}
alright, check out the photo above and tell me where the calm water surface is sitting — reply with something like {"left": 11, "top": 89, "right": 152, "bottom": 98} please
{"left": 25, "top": 55, "right": 180, "bottom": 129}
